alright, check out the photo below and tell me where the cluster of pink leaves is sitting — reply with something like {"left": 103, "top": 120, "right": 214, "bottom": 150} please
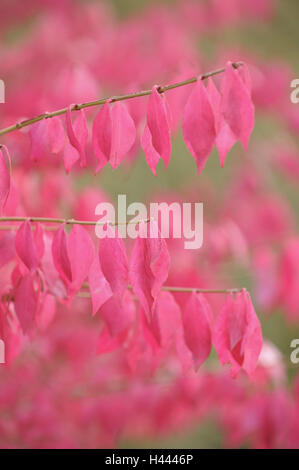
{"left": 0, "top": 214, "right": 262, "bottom": 381}
{"left": 17, "top": 61, "right": 254, "bottom": 176}
{"left": 1, "top": 0, "right": 299, "bottom": 450}
{"left": 0, "top": 163, "right": 297, "bottom": 449}
{"left": 183, "top": 63, "right": 254, "bottom": 172}
{"left": 0, "top": 0, "right": 270, "bottom": 177}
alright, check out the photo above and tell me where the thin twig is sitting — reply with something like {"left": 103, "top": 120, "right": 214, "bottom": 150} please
{"left": 0, "top": 62, "right": 242, "bottom": 137}
{"left": 0, "top": 216, "right": 150, "bottom": 228}
{"left": 80, "top": 283, "right": 243, "bottom": 295}
{"left": 3, "top": 285, "right": 244, "bottom": 304}
{"left": 160, "top": 286, "right": 243, "bottom": 294}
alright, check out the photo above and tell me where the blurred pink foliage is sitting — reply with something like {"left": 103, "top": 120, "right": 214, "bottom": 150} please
{"left": 0, "top": 0, "right": 299, "bottom": 450}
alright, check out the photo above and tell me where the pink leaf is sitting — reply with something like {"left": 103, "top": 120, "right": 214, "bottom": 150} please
{"left": 29, "top": 120, "right": 48, "bottom": 163}
{"left": 140, "top": 125, "right": 161, "bottom": 176}
{"left": 238, "top": 62, "right": 252, "bottom": 96}
{"left": 110, "top": 102, "right": 136, "bottom": 169}
{"left": 15, "top": 220, "right": 38, "bottom": 272}
{"left": 182, "top": 79, "right": 216, "bottom": 174}
{"left": 47, "top": 116, "right": 65, "bottom": 154}
{"left": 221, "top": 61, "right": 255, "bottom": 151}
{"left": 36, "top": 293, "right": 56, "bottom": 331}
{"left": 52, "top": 224, "right": 72, "bottom": 284}
{"left": 141, "top": 86, "right": 171, "bottom": 175}
{"left": 99, "top": 291, "right": 133, "bottom": 337}
{"left": 67, "top": 225, "right": 95, "bottom": 293}
{"left": 88, "top": 256, "right": 113, "bottom": 316}
{"left": 0, "top": 145, "right": 11, "bottom": 215}
{"left": 98, "top": 224, "right": 128, "bottom": 298}
{"left": 207, "top": 78, "right": 237, "bottom": 167}
{"left": 175, "top": 327, "right": 194, "bottom": 373}
{"left": 97, "top": 326, "right": 127, "bottom": 355}
{"left": 213, "top": 290, "right": 263, "bottom": 378}
{"left": 34, "top": 223, "right": 45, "bottom": 261}
{"left": 92, "top": 101, "right": 111, "bottom": 173}
{"left": 151, "top": 291, "right": 181, "bottom": 348}
{"left": 92, "top": 101, "right": 136, "bottom": 171}
{"left": 125, "top": 308, "right": 160, "bottom": 374}
{"left": 130, "top": 220, "right": 170, "bottom": 314}
{"left": 63, "top": 141, "right": 80, "bottom": 173}
{"left": 14, "top": 274, "right": 38, "bottom": 333}
{"left": 66, "top": 106, "right": 88, "bottom": 168}
{"left": 52, "top": 225, "right": 94, "bottom": 298}
{"left": 182, "top": 292, "right": 213, "bottom": 369}
{"left": 41, "top": 233, "right": 67, "bottom": 299}
{"left": 94, "top": 227, "right": 133, "bottom": 336}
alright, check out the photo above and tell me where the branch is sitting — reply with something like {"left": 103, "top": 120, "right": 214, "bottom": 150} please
{"left": 0, "top": 216, "right": 151, "bottom": 229}
{"left": 0, "top": 62, "right": 243, "bottom": 138}
{"left": 159, "top": 285, "right": 242, "bottom": 294}
{"left": 77, "top": 288, "right": 243, "bottom": 299}
{"left": 79, "top": 284, "right": 243, "bottom": 296}
{"left": 3, "top": 285, "right": 244, "bottom": 305}
{"left": 0, "top": 220, "right": 245, "bottom": 293}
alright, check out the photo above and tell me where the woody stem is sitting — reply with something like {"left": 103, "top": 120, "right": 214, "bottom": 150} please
{"left": 0, "top": 62, "right": 242, "bottom": 137}
{"left": 79, "top": 284, "right": 244, "bottom": 295}
{"left": 0, "top": 216, "right": 151, "bottom": 228}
